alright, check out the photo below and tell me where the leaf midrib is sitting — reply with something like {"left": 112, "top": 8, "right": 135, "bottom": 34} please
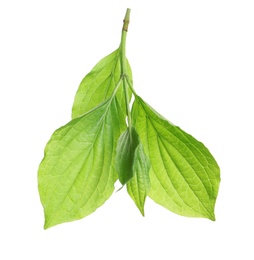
{"left": 78, "top": 51, "right": 120, "bottom": 116}
{"left": 140, "top": 102, "right": 214, "bottom": 218}
{"left": 44, "top": 100, "right": 115, "bottom": 224}
{"left": 138, "top": 98, "right": 214, "bottom": 195}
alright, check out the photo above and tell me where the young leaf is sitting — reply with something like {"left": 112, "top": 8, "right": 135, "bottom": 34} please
{"left": 38, "top": 97, "right": 125, "bottom": 229}
{"left": 127, "top": 144, "right": 150, "bottom": 216}
{"left": 131, "top": 96, "right": 220, "bottom": 220}
{"left": 71, "top": 49, "right": 132, "bottom": 119}
{"left": 115, "top": 127, "right": 139, "bottom": 185}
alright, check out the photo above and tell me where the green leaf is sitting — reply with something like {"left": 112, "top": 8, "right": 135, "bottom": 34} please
{"left": 38, "top": 97, "right": 125, "bottom": 229}
{"left": 132, "top": 96, "right": 220, "bottom": 220}
{"left": 39, "top": 8, "right": 220, "bottom": 228}
{"left": 115, "top": 127, "right": 139, "bottom": 185}
{"left": 127, "top": 144, "right": 150, "bottom": 216}
{"left": 71, "top": 49, "right": 132, "bottom": 118}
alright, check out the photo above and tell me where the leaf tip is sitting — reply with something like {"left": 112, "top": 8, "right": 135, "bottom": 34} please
{"left": 43, "top": 222, "right": 50, "bottom": 230}
{"left": 43, "top": 212, "right": 57, "bottom": 230}
{"left": 44, "top": 219, "right": 53, "bottom": 230}
{"left": 137, "top": 205, "right": 145, "bottom": 217}
{"left": 140, "top": 209, "right": 145, "bottom": 217}
{"left": 209, "top": 214, "right": 216, "bottom": 222}
{"left": 206, "top": 209, "right": 216, "bottom": 221}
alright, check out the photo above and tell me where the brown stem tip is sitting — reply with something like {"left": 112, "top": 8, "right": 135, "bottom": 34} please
{"left": 122, "top": 8, "right": 131, "bottom": 32}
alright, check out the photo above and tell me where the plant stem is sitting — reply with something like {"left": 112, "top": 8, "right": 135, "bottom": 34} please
{"left": 120, "top": 8, "right": 132, "bottom": 129}
{"left": 122, "top": 8, "right": 130, "bottom": 32}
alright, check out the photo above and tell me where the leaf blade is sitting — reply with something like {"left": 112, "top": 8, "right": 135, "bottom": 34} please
{"left": 72, "top": 49, "right": 132, "bottom": 118}
{"left": 132, "top": 96, "right": 220, "bottom": 220}
{"left": 115, "top": 127, "right": 139, "bottom": 185}
{"left": 127, "top": 144, "right": 150, "bottom": 216}
{"left": 38, "top": 97, "right": 125, "bottom": 228}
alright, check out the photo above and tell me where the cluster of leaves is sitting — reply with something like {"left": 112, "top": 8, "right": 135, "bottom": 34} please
{"left": 38, "top": 9, "right": 220, "bottom": 229}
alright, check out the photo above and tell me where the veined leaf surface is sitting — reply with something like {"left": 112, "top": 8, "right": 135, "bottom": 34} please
{"left": 115, "top": 127, "right": 139, "bottom": 185}
{"left": 132, "top": 96, "right": 220, "bottom": 220}
{"left": 127, "top": 143, "right": 150, "bottom": 216}
{"left": 38, "top": 9, "right": 220, "bottom": 228}
{"left": 72, "top": 49, "right": 132, "bottom": 118}
{"left": 38, "top": 97, "right": 125, "bottom": 229}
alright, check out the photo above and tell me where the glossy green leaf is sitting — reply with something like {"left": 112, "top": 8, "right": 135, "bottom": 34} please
{"left": 127, "top": 144, "right": 150, "bottom": 216}
{"left": 132, "top": 96, "right": 220, "bottom": 220}
{"left": 115, "top": 127, "right": 139, "bottom": 185}
{"left": 38, "top": 97, "right": 125, "bottom": 229}
{"left": 72, "top": 49, "right": 132, "bottom": 118}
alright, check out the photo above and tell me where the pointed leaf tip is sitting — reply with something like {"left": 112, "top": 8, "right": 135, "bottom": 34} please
{"left": 38, "top": 98, "right": 126, "bottom": 228}
{"left": 126, "top": 142, "right": 151, "bottom": 216}
{"left": 132, "top": 96, "right": 220, "bottom": 220}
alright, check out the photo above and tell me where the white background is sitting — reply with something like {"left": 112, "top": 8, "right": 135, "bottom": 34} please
{"left": 1, "top": 0, "right": 254, "bottom": 259}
